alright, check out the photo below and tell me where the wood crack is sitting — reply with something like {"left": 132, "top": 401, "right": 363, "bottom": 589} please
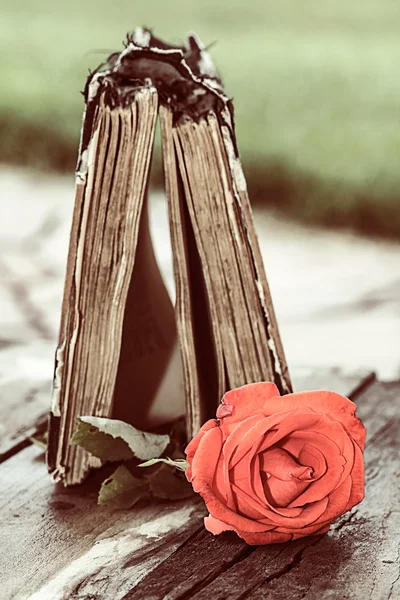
{"left": 176, "top": 546, "right": 256, "bottom": 600}
{"left": 333, "top": 508, "right": 358, "bottom": 533}
{"left": 1, "top": 361, "right": 397, "bottom": 599}
{"left": 367, "top": 418, "right": 398, "bottom": 446}
{"left": 0, "top": 411, "right": 47, "bottom": 464}
{"left": 348, "top": 371, "right": 376, "bottom": 401}
{"left": 388, "top": 554, "right": 400, "bottom": 600}
{"left": 263, "top": 538, "right": 322, "bottom": 587}
{"left": 122, "top": 522, "right": 204, "bottom": 570}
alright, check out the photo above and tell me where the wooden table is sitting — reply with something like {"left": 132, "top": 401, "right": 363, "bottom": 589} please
{"left": 1, "top": 368, "right": 399, "bottom": 600}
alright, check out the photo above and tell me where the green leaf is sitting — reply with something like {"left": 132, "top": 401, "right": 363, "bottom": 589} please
{"left": 70, "top": 416, "right": 170, "bottom": 462}
{"left": 70, "top": 420, "right": 134, "bottom": 461}
{"left": 98, "top": 465, "right": 149, "bottom": 508}
{"left": 138, "top": 457, "right": 189, "bottom": 472}
{"left": 148, "top": 464, "right": 194, "bottom": 501}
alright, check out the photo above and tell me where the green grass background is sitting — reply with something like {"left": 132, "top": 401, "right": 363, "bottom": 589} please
{"left": 2, "top": 0, "right": 400, "bottom": 237}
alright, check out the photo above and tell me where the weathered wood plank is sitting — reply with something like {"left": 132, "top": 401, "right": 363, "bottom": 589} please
{"left": 0, "top": 366, "right": 373, "bottom": 463}
{"left": 0, "top": 370, "right": 378, "bottom": 600}
{"left": 123, "top": 529, "right": 252, "bottom": 600}
{"left": 183, "top": 381, "right": 400, "bottom": 600}
{"left": 291, "top": 366, "right": 375, "bottom": 399}
{"left": 189, "top": 536, "right": 323, "bottom": 600}
{"left": 0, "top": 448, "right": 205, "bottom": 600}
{"left": 0, "top": 341, "right": 54, "bottom": 462}
{"left": 117, "top": 373, "right": 382, "bottom": 600}
{"left": 0, "top": 378, "right": 49, "bottom": 462}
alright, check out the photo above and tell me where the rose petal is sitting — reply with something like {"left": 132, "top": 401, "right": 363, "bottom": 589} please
{"left": 232, "top": 476, "right": 305, "bottom": 521}
{"left": 229, "top": 450, "right": 255, "bottom": 491}
{"left": 190, "top": 426, "right": 223, "bottom": 490}
{"left": 343, "top": 441, "right": 365, "bottom": 512}
{"left": 200, "top": 485, "right": 280, "bottom": 532}
{"left": 204, "top": 515, "right": 293, "bottom": 545}
{"left": 331, "top": 427, "right": 355, "bottom": 491}
{"left": 232, "top": 481, "right": 330, "bottom": 529}
{"left": 311, "top": 476, "right": 353, "bottom": 527}
{"left": 265, "top": 474, "right": 312, "bottom": 508}
{"left": 286, "top": 430, "right": 345, "bottom": 508}
{"left": 278, "top": 437, "right": 328, "bottom": 481}
{"left": 261, "top": 390, "right": 366, "bottom": 451}
{"left": 258, "top": 496, "right": 330, "bottom": 529}
{"left": 204, "top": 514, "right": 236, "bottom": 535}
{"left": 185, "top": 419, "right": 218, "bottom": 469}
{"left": 220, "top": 382, "right": 281, "bottom": 424}
{"left": 196, "top": 457, "right": 334, "bottom": 534}
{"left": 260, "top": 448, "right": 313, "bottom": 482}
{"left": 231, "top": 485, "right": 274, "bottom": 521}
{"left": 298, "top": 445, "right": 327, "bottom": 480}
{"left": 233, "top": 452, "right": 305, "bottom": 519}
{"left": 254, "top": 410, "right": 326, "bottom": 461}
{"left": 274, "top": 521, "right": 331, "bottom": 536}
{"left": 219, "top": 414, "right": 265, "bottom": 512}
{"left": 250, "top": 453, "right": 268, "bottom": 503}
{"left": 222, "top": 413, "right": 267, "bottom": 469}
{"left": 216, "top": 404, "right": 233, "bottom": 419}
{"left": 226, "top": 408, "right": 322, "bottom": 471}
{"left": 290, "top": 524, "right": 331, "bottom": 539}
{"left": 214, "top": 447, "right": 237, "bottom": 511}
{"left": 192, "top": 438, "right": 281, "bottom": 534}
{"left": 238, "top": 530, "right": 293, "bottom": 545}
{"left": 229, "top": 451, "right": 310, "bottom": 518}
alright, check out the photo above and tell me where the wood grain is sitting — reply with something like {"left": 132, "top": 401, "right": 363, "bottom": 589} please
{"left": 117, "top": 372, "right": 382, "bottom": 600}
{"left": 0, "top": 376, "right": 49, "bottom": 462}
{"left": 182, "top": 381, "right": 400, "bottom": 600}
{"left": 291, "top": 366, "right": 375, "bottom": 399}
{"left": 0, "top": 367, "right": 373, "bottom": 464}
{"left": 118, "top": 380, "right": 398, "bottom": 600}
{"left": 0, "top": 447, "right": 205, "bottom": 600}
{"left": 2, "top": 371, "right": 395, "bottom": 600}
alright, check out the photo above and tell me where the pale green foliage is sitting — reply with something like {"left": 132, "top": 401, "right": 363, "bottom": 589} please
{"left": 70, "top": 420, "right": 135, "bottom": 461}
{"left": 98, "top": 463, "right": 193, "bottom": 506}
{"left": 98, "top": 465, "right": 149, "bottom": 508}
{"left": 148, "top": 464, "right": 194, "bottom": 501}
{"left": 2, "top": 0, "right": 400, "bottom": 235}
{"left": 70, "top": 416, "right": 193, "bottom": 506}
{"left": 70, "top": 417, "right": 169, "bottom": 462}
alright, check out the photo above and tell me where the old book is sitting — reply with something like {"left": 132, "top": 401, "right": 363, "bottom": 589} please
{"left": 47, "top": 28, "right": 292, "bottom": 485}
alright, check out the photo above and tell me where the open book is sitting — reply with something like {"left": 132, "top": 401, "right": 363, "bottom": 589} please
{"left": 47, "top": 28, "right": 292, "bottom": 485}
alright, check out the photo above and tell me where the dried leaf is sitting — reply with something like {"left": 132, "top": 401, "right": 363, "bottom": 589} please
{"left": 70, "top": 417, "right": 170, "bottom": 462}
{"left": 149, "top": 464, "right": 194, "bottom": 501}
{"left": 70, "top": 419, "right": 134, "bottom": 461}
{"left": 98, "top": 465, "right": 149, "bottom": 508}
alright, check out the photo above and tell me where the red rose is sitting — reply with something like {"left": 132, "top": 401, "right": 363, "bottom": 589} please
{"left": 185, "top": 382, "right": 366, "bottom": 545}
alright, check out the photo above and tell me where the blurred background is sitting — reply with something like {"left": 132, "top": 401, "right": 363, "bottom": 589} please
{"left": 1, "top": 0, "right": 399, "bottom": 417}
{"left": 2, "top": 0, "right": 400, "bottom": 236}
